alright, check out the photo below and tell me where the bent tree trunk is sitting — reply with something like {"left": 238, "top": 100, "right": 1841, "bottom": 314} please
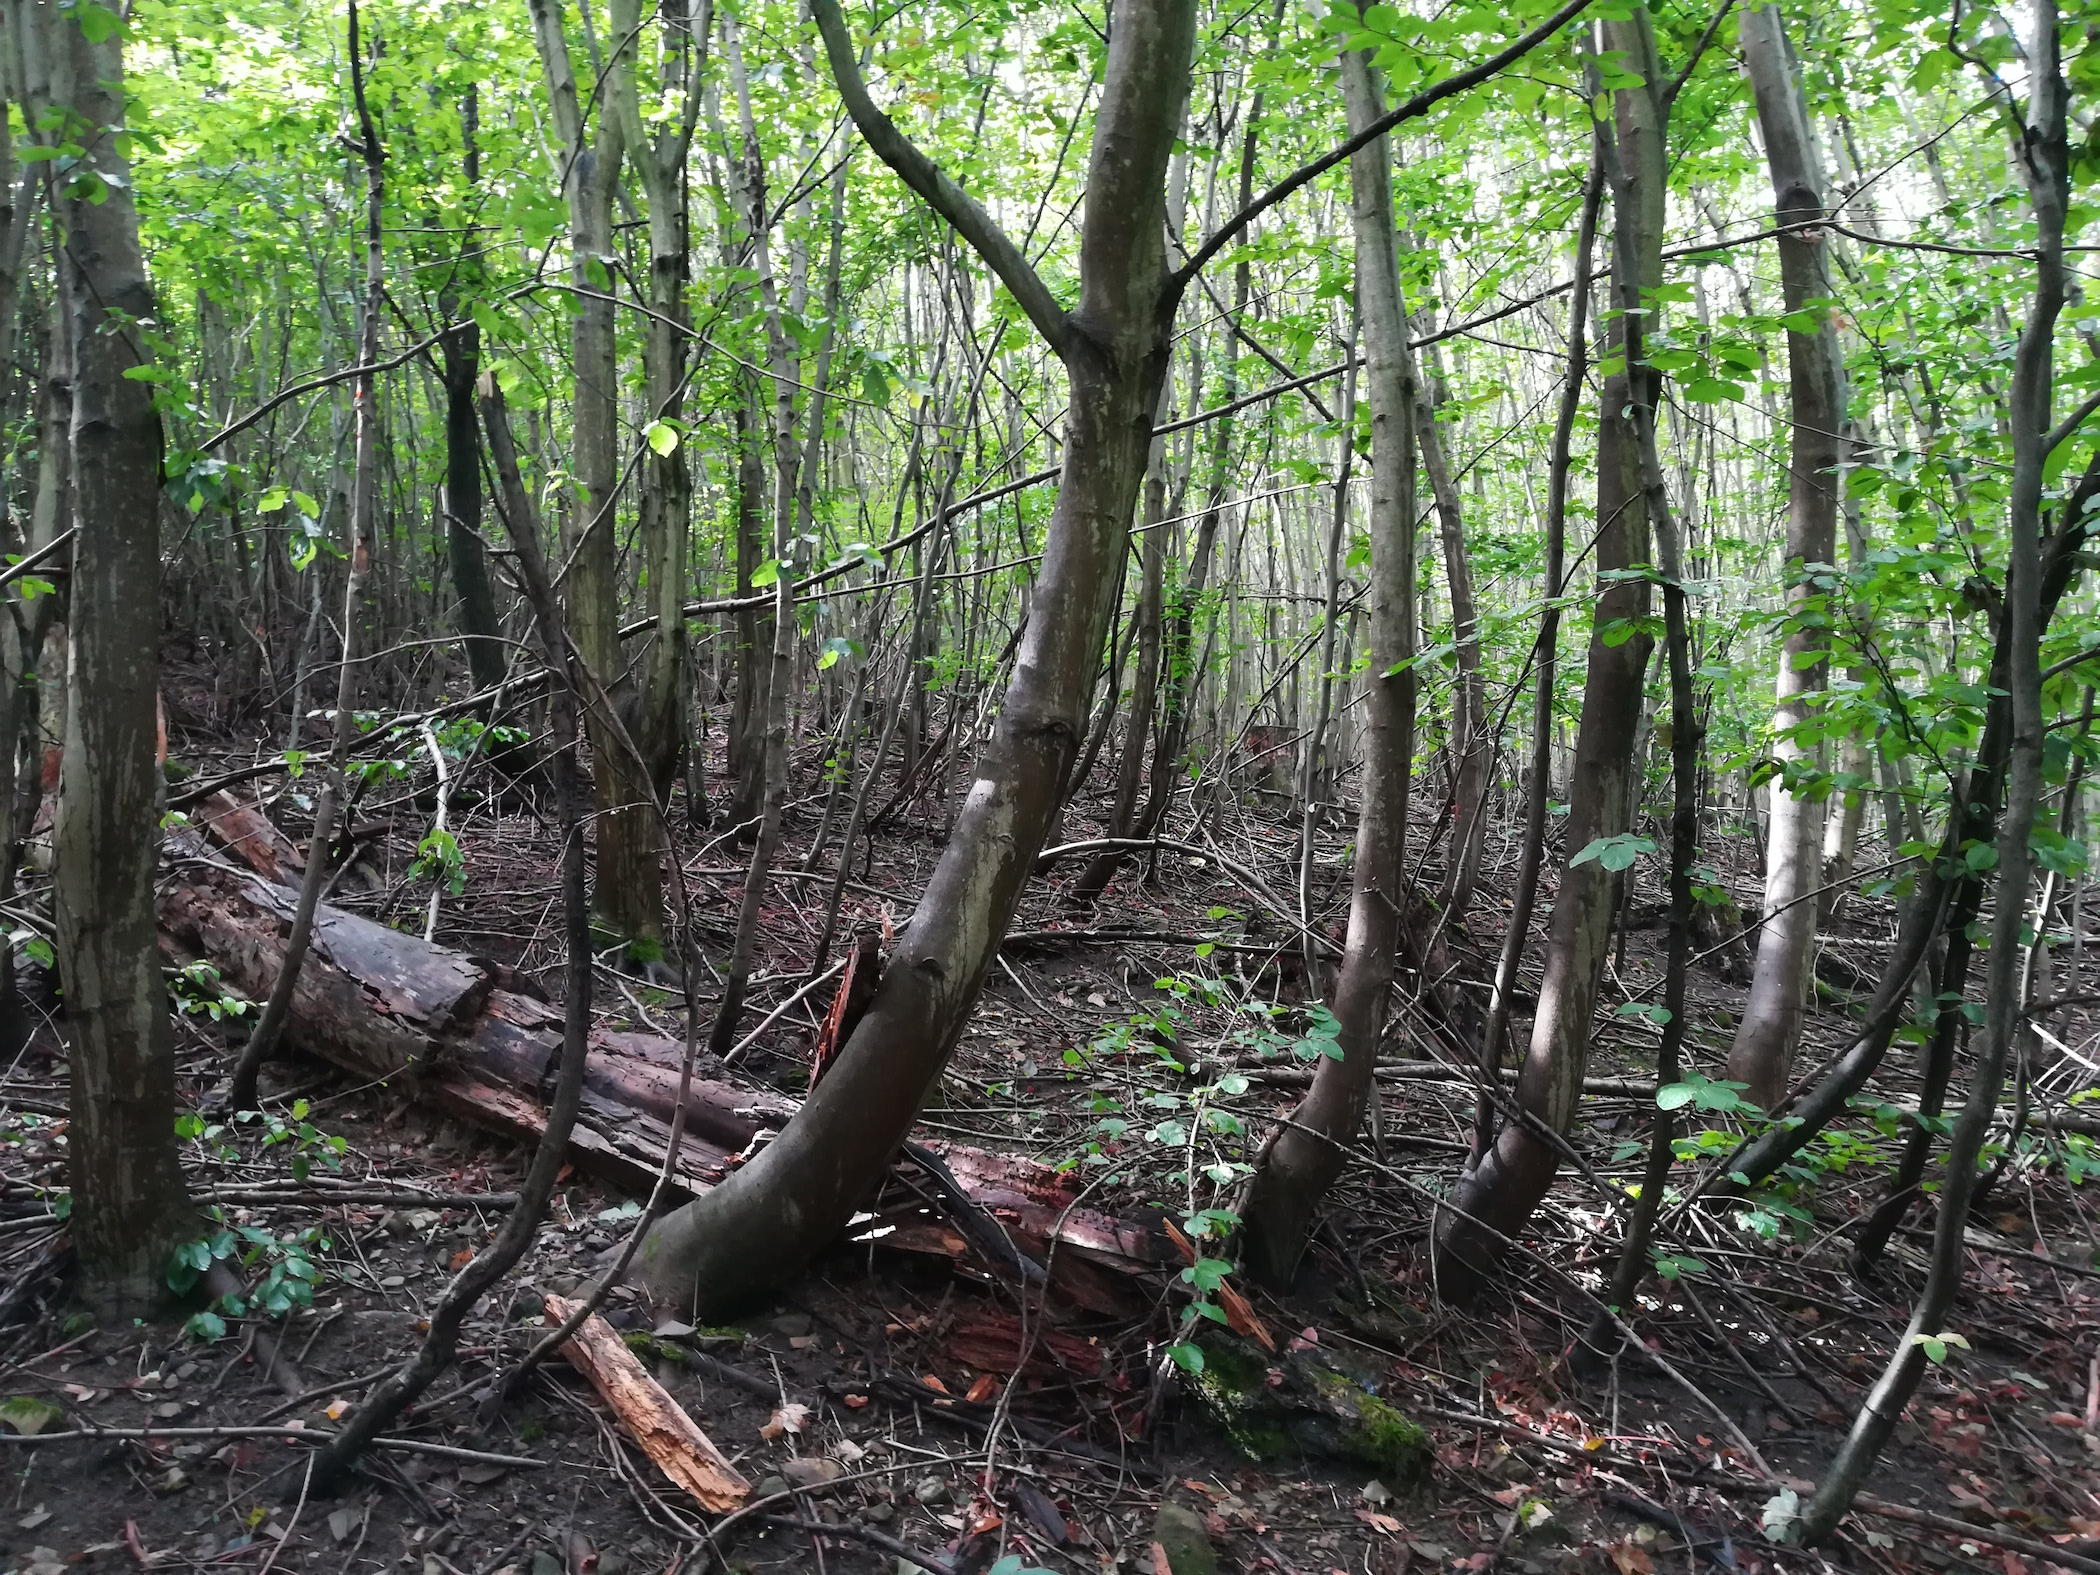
{"left": 48, "top": 3, "right": 196, "bottom": 1312}
{"left": 634, "top": 0, "right": 1197, "bottom": 1318}
{"left": 1432, "top": 6, "right": 1664, "bottom": 1301}
{"left": 1726, "top": 0, "right": 1844, "bottom": 1112}
{"left": 1238, "top": 34, "right": 1415, "bottom": 1288}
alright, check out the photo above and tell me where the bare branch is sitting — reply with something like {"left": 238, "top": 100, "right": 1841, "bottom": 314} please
{"left": 810, "top": 0, "right": 1068, "bottom": 353}
{"left": 1177, "top": 0, "right": 1599, "bottom": 288}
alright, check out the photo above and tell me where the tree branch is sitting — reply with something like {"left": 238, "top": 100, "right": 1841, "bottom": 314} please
{"left": 810, "top": 0, "right": 1068, "bottom": 352}
{"left": 1177, "top": 0, "right": 1599, "bottom": 287}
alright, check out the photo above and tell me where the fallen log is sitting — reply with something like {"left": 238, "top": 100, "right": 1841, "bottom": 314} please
{"left": 161, "top": 815, "right": 1175, "bottom": 1301}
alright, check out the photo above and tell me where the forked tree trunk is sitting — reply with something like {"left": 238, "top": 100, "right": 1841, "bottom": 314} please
{"left": 528, "top": 0, "right": 661, "bottom": 946}
{"left": 1238, "top": 37, "right": 1414, "bottom": 1288}
{"left": 1726, "top": 0, "right": 1845, "bottom": 1111}
{"left": 1432, "top": 8, "right": 1664, "bottom": 1300}
{"left": 636, "top": 0, "right": 1196, "bottom": 1318}
{"left": 47, "top": 0, "right": 196, "bottom": 1312}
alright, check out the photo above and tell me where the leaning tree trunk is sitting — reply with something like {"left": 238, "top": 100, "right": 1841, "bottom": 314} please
{"left": 1798, "top": 0, "right": 2063, "bottom": 1540}
{"left": 1725, "top": 0, "right": 1845, "bottom": 1112}
{"left": 635, "top": 0, "right": 1197, "bottom": 1319}
{"left": 1432, "top": 7, "right": 1664, "bottom": 1301}
{"left": 1237, "top": 34, "right": 1415, "bottom": 1288}
{"left": 47, "top": 0, "right": 195, "bottom": 1313}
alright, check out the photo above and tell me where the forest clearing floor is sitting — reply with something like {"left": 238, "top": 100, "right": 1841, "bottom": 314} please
{"left": 4, "top": 662, "right": 2100, "bottom": 1575}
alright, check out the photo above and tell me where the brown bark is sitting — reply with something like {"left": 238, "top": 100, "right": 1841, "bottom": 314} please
{"left": 633, "top": 0, "right": 1197, "bottom": 1320}
{"left": 1432, "top": 8, "right": 1664, "bottom": 1300}
{"left": 45, "top": 0, "right": 195, "bottom": 1313}
{"left": 1236, "top": 35, "right": 1413, "bottom": 1288}
{"left": 1726, "top": 0, "right": 1845, "bottom": 1111}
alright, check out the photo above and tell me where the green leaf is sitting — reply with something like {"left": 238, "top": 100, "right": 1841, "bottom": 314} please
{"left": 749, "top": 559, "right": 781, "bottom": 588}
{"left": 1166, "top": 1341, "right": 1205, "bottom": 1375}
{"left": 1570, "top": 833, "right": 1656, "bottom": 872}
{"left": 0, "top": 1394, "right": 65, "bottom": 1435}
{"left": 73, "top": 2, "right": 123, "bottom": 43}
{"left": 643, "top": 420, "right": 680, "bottom": 457}
{"left": 1656, "top": 1082, "right": 1699, "bottom": 1111}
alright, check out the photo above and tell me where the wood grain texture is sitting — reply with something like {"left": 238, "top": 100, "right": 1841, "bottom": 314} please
{"left": 541, "top": 1294, "right": 749, "bottom": 1511}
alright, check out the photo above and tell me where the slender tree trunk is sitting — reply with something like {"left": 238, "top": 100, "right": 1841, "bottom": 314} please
{"left": 441, "top": 85, "right": 505, "bottom": 699}
{"left": 1477, "top": 155, "right": 1602, "bottom": 1157}
{"left": 1433, "top": 10, "right": 1663, "bottom": 1301}
{"left": 1238, "top": 39, "right": 1411, "bottom": 1288}
{"left": 224, "top": 4, "right": 386, "bottom": 1113}
{"left": 1577, "top": 104, "right": 1701, "bottom": 1372}
{"left": 1800, "top": 3, "right": 2062, "bottom": 1539}
{"left": 611, "top": 0, "right": 705, "bottom": 802}
{"left": 1412, "top": 335, "right": 1486, "bottom": 925}
{"left": 529, "top": 0, "right": 659, "bottom": 944}
{"left": 1727, "top": 0, "right": 1845, "bottom": 1111}
{"left": 47, "top": 0, "right": 194, "bottom": 1314}
{"left": 637, "top": 0, "right": 1196, "bottom": 1318}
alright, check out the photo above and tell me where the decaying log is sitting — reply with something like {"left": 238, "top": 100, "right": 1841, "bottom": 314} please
{"left": 162, "top": 815, "right": 1176, "bottom": 1297}
{"left": 542, "top": 1294, "right": 748, "bottom": 1511}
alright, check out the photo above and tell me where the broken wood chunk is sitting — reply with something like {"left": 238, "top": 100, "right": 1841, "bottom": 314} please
{"left": 542, "top": 1294, "right": 749, "bottom": 1511}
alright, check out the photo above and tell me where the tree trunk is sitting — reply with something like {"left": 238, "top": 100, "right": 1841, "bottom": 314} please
{"left": 48, "top": 0, "right": 196, "bottom": 1314}
{"left": 1237, "top": 38, "right": 1412, "bottom": 1288}
{"left": 1413, "top": 338, "right": 1486, "bottom": 926}
{"left": 1477, "top": 154, "right": 1602, "bottom": 1157}
{"left": 528, "top": 0, "right": 660, "bottom": 946}
{"left": 1799, "top": 1, "right": 2062, "bottom": 1538}
{"left": 1726, "top": 0, "right": 1845, "bottom": 1111}
{"left": 441, "top": 85, "right": 506, "bottom": 699}
{"left": 1432, "top": 8, "right": 1663, "bottom": 1301}
{"left": 612, "top": 0, "right": 701, "bottom": 803}
{"left": 636, "top": 0, "right": 1196, "bottom": 1319}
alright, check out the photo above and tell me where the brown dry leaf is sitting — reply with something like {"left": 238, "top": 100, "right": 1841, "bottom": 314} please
{"left": 964, "top": 1373, "right": 997, "bottom": 1404}
{"left": 1608, "top": 1540, "right": 1655, "bottom": 1575}
{"left": 1354, "top": 1509, "right": 1402, "bottom": 1535}
{"left": 323, "top": 1399, "right": 349, "bottom": 1421}
{"left": 920, "top": 1374, "right": 950, "bottom": 1395}
{"left": 1216, "top": 1279, "right": 1275, "bottom": 1353}
{"left": 759, "top": 1402, "right": 812, "bottom": 1441}
{"left": 1150, "top": 1542, "right": 1174, "bottom": 1575}
{"left": 842, "top": 1394, "right": 869, "bottom": 1410}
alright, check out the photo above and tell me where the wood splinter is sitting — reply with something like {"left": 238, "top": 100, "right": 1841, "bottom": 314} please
{"left": 542, "top": 1294, "right": 749, "bottom": 1511}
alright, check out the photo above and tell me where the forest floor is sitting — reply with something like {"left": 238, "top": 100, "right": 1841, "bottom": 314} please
{"left": 3, "top": 650, "right": 2100, "bottom": 1575}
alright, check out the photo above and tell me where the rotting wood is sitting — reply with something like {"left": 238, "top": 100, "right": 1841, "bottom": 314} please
{"left": 542, "top": 1293, "right": 749, "bottom": 1512}
{"left": 163, "top": 816, "right": 1176, "bottom": 1290}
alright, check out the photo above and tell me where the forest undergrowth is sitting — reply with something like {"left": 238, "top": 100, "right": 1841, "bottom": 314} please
{"left": 3, "top": 643, "right": 2098, "bottom": 1575}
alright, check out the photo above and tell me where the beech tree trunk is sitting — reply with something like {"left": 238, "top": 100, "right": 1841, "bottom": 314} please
{"left": 1726, "top": 0, "right": 1845, "bottom": 1111}
{"left": 1432, "top": 7, "right": 1664, "bottom": 1300}
{"left": 636, "top": 0, "right": 1196, "bottom": 1319}
{"left": 1238, "top": 37, "right": 1414, "bottom": 1288}
{"left": 47, "top": 0, "right": 196, "bottom": 1313}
